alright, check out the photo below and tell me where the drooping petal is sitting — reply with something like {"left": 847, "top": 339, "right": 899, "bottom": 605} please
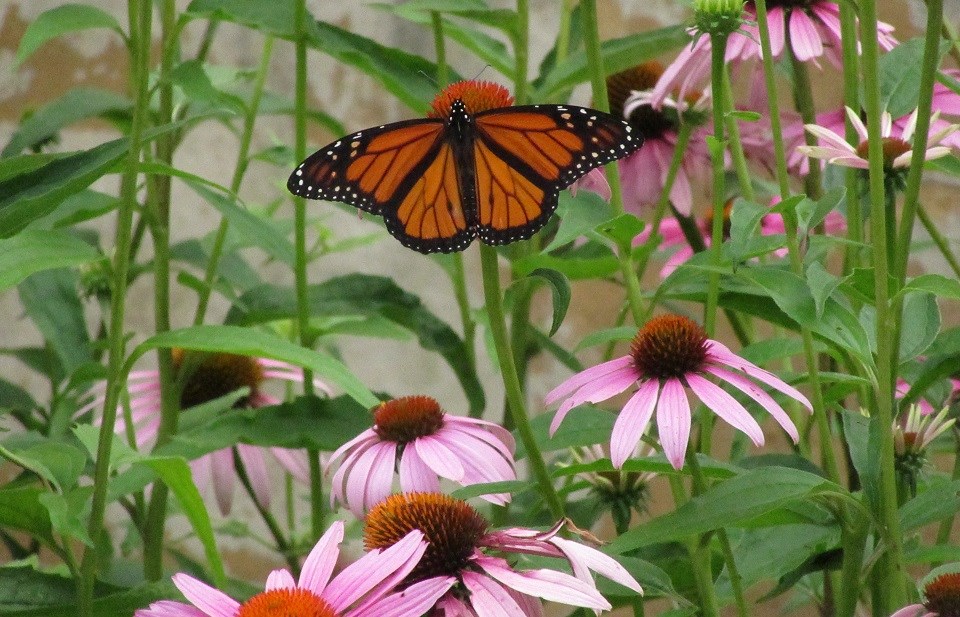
{"left": 461, "top": 570, "right": 528, "bottom": 617}
{"left": 135, "top": 600, "right": 209, "bottom": 617}
{"left": 706, "top": 341, "right": 813, "bottom": 411}
{"left": 544, "top": 356, "right": 634, "bottom": 405}
{"left": 686, "top": 374, "right": 765, "bottom": 447}
{"left": 398, "top": 446, "right": 442, "bottom": 494}
{"left": 350, "top": 576, "right": 456, "bottom": 617}
{"left": 326, "top": 429, "right": 379, "bottom": 470}
{"left": 610, "top": 379, "right": 660, "bottom": 468}
{"left": 553, "top": 366, "right": 641, "bottom": 421}
{"left": 171, "top": 574, "right": 240, "bottom": 617}
{"left": 210, "top": 448, "right": 236, "bottom": 515}
{"left": 888, "top": 606, "right": 931, "bottom": 617}
{"left": 656, "top": 378, "right": 691, "bottom": 470}
{"left": 706, "top": 366, "right": 799, "bottom": 442}
{"left": 298, "top": 520, "right": 344, "bottom": 594}
{"left": 414, "top": 436, "right": 466, "bottom": 482}
{"left": 549, "top": 536, "right": 643, "bottom": 594}
{"left": 237, "top": 444, "right": 271, "bottom": 509}
{"left": 475, "top": 556, "right": 611, "bottom": 610}
{"left": 788, "top": 9, "right": 824, "bottom": 62}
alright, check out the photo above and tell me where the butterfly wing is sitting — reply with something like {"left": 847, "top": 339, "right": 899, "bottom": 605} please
{"left": 288, "top": 118, "right": 474, "bottom": 253}
{"left": 472, "top": 105, "right": 641, "bottom": 245}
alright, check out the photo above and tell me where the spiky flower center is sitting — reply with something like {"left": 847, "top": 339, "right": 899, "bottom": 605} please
{"left": 428, "top": 80, "right": 513, "bottom": 118}
{"left": 924, "top": 572, "right": 960, "bottom": 617}
{"left": 631, "top": 315, "right": 710, "bottom": 379}
{"left": 236, "top": 588, "right": 337, "bottom": 617}
{"left": 855, "top": 137, "right": 911, "bottom": 169}
{"left": 607, "top": 63, "right": 675, "bottom": 140}
{"left": 364, "top": 493, "right": 488, "bottom": 583}
{"left": 373, "top": 396, "right": 445, "bottom": 443}
{"left": 171, "top": 349, "right": 263, "bottom": 410}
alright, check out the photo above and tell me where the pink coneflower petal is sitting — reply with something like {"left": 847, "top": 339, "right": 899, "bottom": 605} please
{"left": 767, "top": 7, "right": 786, "bottom": 57}
{"left": 171, "top": 574, "right": 239, "bottom": 617}
{"left": 210, "top": 449, "right": 235, "bottom": 515}
{"left": 889, "top": 606, "right": 931, "bottom": 617}
{"left": 415, "top": 437, "right": 466, "bottom": 481}
{"left": 270, "top": 447, "right": 310, "bottom": 483}
{"left": 845, "top": 106, "right": 869, "bottom": 142}
{"left": 264, "top": 568, "right": 295, "bottom": 590}
{"left": 399, "top": 447, "right": 442, "bottom": 493}
{"left": 555, "top": 365, "right": 640, "bottom": 418}
{"left": 610, "top": 379, "right": 660, "bottom": 468}
{"left": 327, "top": 429, "right": 378, "bottom": 470}
{"left": 686, "top": 373, "right": 765, "bottom": 447}
{"left": 461, "top": 569, "right": 527, "bottom": 615}
{"left": 804, "top": 124, "right": 856, "bottom": 153}
{"left": 708, "top": 341, "right": 813, "bottom": 411}
{"left": 354, "top": 577, "right": 456, "bottom": 617}
{"left": 347, "top": 442, "right": 395, "bottom": 513}
{"left": 324, "top": 530, "right": 427, "bottom": 611}
{"left": 657, "top": 378, "right": 691, "bottom": 469}
{"left": 706, "top": 366, "right": 800, "bottom": 442}
{"left": 476, "top": 556, "right": 611, "bottom": 610}
{"left": 136, "top": 600, "right": 209, "bottom": 617}
{"left": 789, "top": 9, "right": 824, "bottom": 63}
{"left": 545, "top": 356, "right": 634, "bottom": 405}
{"left": 446, "top": 415, "right": 516, "bottom": 454}
{"left": 550, "top": 536, "right": 643, "bottom": 593}
{"left": 299, "top": 520, "right": 343, "bottom": 593}
{"left": 237, "top": 444, "right": 271, "bottom": 508}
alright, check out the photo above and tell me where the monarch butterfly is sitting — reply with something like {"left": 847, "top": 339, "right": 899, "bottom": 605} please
{"left": 288, "top": 80, "right": 643, "bottom": 254}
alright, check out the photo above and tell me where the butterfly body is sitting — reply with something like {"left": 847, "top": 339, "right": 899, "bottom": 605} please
{"left": 289, "top": 96, "right": 641, "bottom": 254}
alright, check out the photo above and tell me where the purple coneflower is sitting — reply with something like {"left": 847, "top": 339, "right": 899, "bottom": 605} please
{"left": 891, "top": 572, "right": 960, "bottom": 617}
{"left": 546, "top": 314, "right": 811, "bottom": 469}
{"left": 363, "top": 492, "right": 642, "bottom": 615}
{"left": 326, "top": 396, "right": 516, "bottom": 517}
{"left": 797, "top": 106, "right": 959, "bottom": 173}
{"left": 650, "top": 1, "right": 896, "bottom": 107}
{"left": 606, "top": 62, "right": 710, "bottom": 216}
{"left": 135, "top": 520, "right": 454, "bottom": 617}
{"left": 79, "top": 350, "right": 330, "bottom": 514}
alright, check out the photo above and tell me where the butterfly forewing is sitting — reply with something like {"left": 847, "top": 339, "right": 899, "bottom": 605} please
{"left": 472, "top": 105, "right": 642, "bottom": 245}
{"left": 287, "top": 119, "right": 446, "bottom": 215}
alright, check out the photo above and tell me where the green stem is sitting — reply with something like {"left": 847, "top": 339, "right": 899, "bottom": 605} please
{"left": 580, "top": 0, "right": 645, "bottom": 324}
{"left": 668, "top": 470, "right": 719, "bottom": 617}
{"left": 513, "top": 0, "right": 528, "bottom": 105}
{"left": 861, "top": 0, "right": 908, "bottom": 608}
{"left": 705, "top": 33, "right": 729, "bottom": 336}
{"left": 293, "top": 0, "right": 323, "bottom": 539}
{"left": 788, "top": 42, "right": 823, "bottom": 200}
{"left": 78, "top": 0, "right": 152, "bottom": 613}
{"left": 721, "top": 68, "right": 755, "bottom": 202}
{"left": 194, "top": 36, "right": 275, "bottom": 325}
{"left": 142, "top": 0, "right": 179, "bottom": 581}
{"left": 837, "top": 515, "right": 868, "bottom": 617}
{"left": 479, "top": 245, "right": 564, "bottom": 519}
{"left": 752, "top": 0, "right": 840, "bottom": 486}
{"left": 234, "top": 450, "right": 299, "bottom": 575}
{"left": 917, "top": 203, "right": 960, "bottom": 279}
{"left": 556, "top": 0, "right": 574, "bottom": 62}
{"left": 839, "top": 2, "right": 863, "bottom": 276}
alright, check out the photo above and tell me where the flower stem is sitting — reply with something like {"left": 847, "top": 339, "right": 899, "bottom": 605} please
{"left": 193, "top": 35, "right": 275, "bottom": 326}
{"left": 234, "top": 451, "right": 300, "bottom": 575}
{"left": 839, "top": 2, "right": 864, "bottom": 275}
{"left": 479, "top": 244, "right": 564, "bottom": 519}
{"left": 917, "top": 203, "right": 960, "bottom": 279}
{"left": 142, "top": 0, "right": 179, "bottom": 581}
{"left": 705, "top": 33, "right": 729, "bottom": 336}
{"left": 934, "top": 430, "right": 960, "bottom": 563}
{"left": 293, "top": 0, "right": 324, "bottom": 539}
{"left": 752, "top": 0, "right": 840, "bottom": 486}
{"left": 78, "top": 0, "right": 152, "bottom": 613}
{"left": 894, "top": 0, "right": 943, "bottom": 288}
{"left": 580, "top": 0, "right": 646, "bottom": 325}
{"left": 860, "top": 0, "right": 909, "bottom": 608}
{"left": 787, "top": 41, "right": 823, "bottom": 200}
{"left": 720, "top": 69, "right": 755, "bottom": 202}
{"left": 668, "top": 470, "right": 719, "bottom": 617}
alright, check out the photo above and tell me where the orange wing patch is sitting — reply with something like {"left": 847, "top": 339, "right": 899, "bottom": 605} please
{"left": 346, "top": 123, "right": 445, "bottom": 204}
{"left": 393, "top": 143, "right": 469, "bottom": 245}
{"left": 474, "top": 139, "right": 545, "bottom": 234}
{"left": 477, "top": 112, "right": 583, "bottom": 181}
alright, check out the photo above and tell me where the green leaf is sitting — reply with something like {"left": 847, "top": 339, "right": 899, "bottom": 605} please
{"left": 38, "top": 487, "right": 94, "bottom": 546}
{"left": 728, "top": 198, "right": 770, "bottom": 263}
{"left": 900, "top": 478, "right": 960, "bottom": 532}
{"left": 897, "top": 292, "right": 940, "bottom": 363}
{"left": 841, "top": 409, "right": 881, "bottom": 515}
{"left": 0, "top": 231, "right": 98, "bottom": 292}
{"left": 170, "top": 60, "right": 245, "bottom": 115}
{"left": 185, "top": 180, "right": 295, "bottom": 264}
{"left": 595, "top": 213, "right": 645, "bottom": 247}
{"left": 15, "top": 4, "right": 123, "bottom": 67}
{"left": 226, "top": 275, "right": 483, "bottom": 414}
{"left": 3, "top": 88, "right": 130, "bottom": 156}
{"left": 0, "top": 487, "right": 53, "bottom": 543}
{"left": 536, "top": 26, "right": 689, "bottom": 101}
{"left": 575, "top": 326, "right": 636, "bottom": 351}
{"left": 609, "top": 467, "right": 842, "bottom": 553}
{"left": 795, "top": 188, "right": 845, "bottom": 232}
{"left": 521, "top": 405, "right": 615, "bottom": 457}
{"left": 140, "top": 457, "right": 226, "bottom": 586}
{"left": 28, "top": 190, "right": 118, "bottom": 230}
{"left": 18, "top": 269, "right": 92, "bottom": 375}
{"left": 451, "top": 480, "right": 534, "bottom": 500}
{"left": 514, "top": 249, "right": 619, "bottom": 280}
{"left": 522, "top": 268, "right": 570, "bottom": 336}
{"left": 545, "top": 190, "right": 614, "bottom": 251}
{"left": 0, "top": 139, "right": 128, "bottom": 238}
{"left": 899, "top": 273, "right": 960, "bottom": 300}
{"left": 806, "top": 261, "right": 841, "bottom": 319}
{"left": 0, "top": 439, "right": 87, "bottom": 493}
{"left": 130, "top": 325, "right": 378, "bottom": 408}
{"left": 0, "top": 572, "right": 170, "bottom": 616}
{"left": 167, "top": 395, "right": 371, "bottom": 455}
{"left": 0, "top": 378, "right": 36, "bottom": 412}
{"left": 878, "top": 37, "right": 950, "bottom": 118}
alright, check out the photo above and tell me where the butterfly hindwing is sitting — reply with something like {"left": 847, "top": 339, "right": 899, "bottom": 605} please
{"left": 472, "top": 105, "right": 642, "bottom": 245}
